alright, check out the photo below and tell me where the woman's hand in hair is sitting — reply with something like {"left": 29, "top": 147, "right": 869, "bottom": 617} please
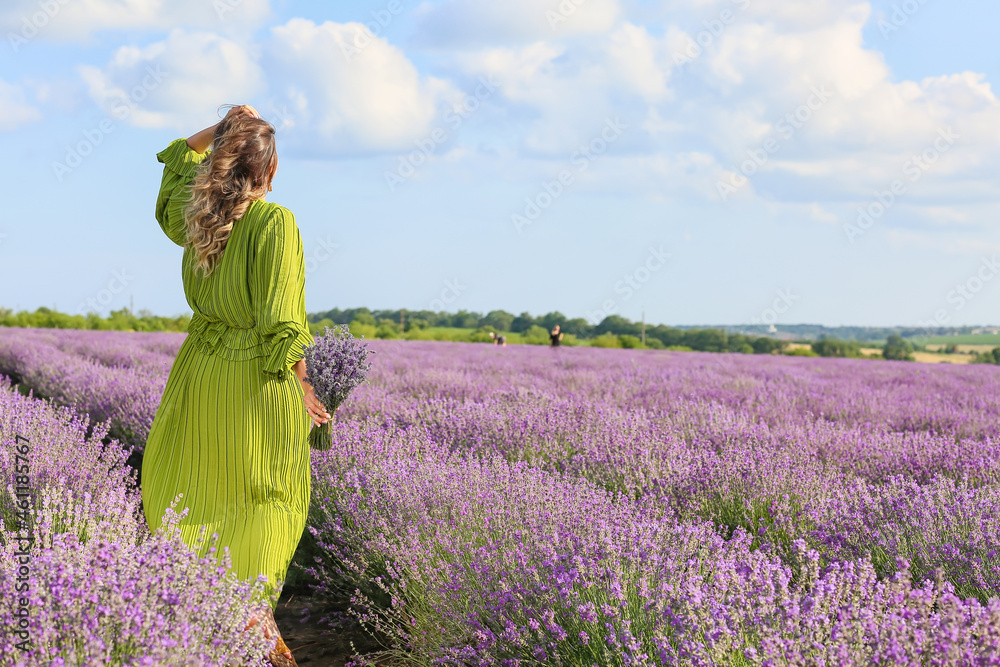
{"left": 187, "top": 105, "right": 261, "bottom": 152}
{"left": 225, "top": 104, "right": 260, "bottom": 120}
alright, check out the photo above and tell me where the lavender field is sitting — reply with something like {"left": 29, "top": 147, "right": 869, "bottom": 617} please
{"left": 3, "top": 327, "right": 1000, "bottom": 665}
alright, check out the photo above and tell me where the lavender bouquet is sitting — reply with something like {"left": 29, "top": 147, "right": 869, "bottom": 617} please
{"left": 303, "top": 324, "right": 374, "bottom": 451}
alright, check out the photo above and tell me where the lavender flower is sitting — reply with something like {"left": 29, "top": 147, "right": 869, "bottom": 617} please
{"left": 0, "top": 378, "right": 275, "bottom": 665}
{"left": 302, "top": 324, "right": 373, "bottom": 451}
{"left": 8, "top": 328, "right": 1000, "bottom": 663}
{"left": 0, "top": 327, "right": 178, "bottom": 451}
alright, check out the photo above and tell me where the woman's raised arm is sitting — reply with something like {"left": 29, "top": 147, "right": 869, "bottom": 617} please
{"left": 186, "top": 104, "right": 260, "bottom": 152}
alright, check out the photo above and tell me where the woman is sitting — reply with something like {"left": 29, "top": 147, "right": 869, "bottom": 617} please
{"left": 141, "top": 104, "right": 331, "bottom": 666}
{"left": 550, "top": 324, "right": 563, "bottom": 347}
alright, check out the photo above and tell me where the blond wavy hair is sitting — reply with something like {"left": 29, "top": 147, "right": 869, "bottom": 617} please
{"left": 185, "top": 113, "right": 278, "bottom": 278}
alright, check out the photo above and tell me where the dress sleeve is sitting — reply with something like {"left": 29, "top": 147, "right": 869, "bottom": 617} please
{"left": 154, "top": 138, "right": 211, "bottom": 247}
{"left": 251, "top": 206, "right": 315, "bottom": 382}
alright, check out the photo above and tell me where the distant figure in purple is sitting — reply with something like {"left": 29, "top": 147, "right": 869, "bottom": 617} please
{"left": 489, "top": 332, "right": 507, "bottom": 347}
{"left": 550, "top": 325, "right": 563, "bottom": 347}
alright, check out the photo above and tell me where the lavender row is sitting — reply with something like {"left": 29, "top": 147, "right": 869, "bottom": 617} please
{"left": 349, "top": 343, "right": 1000, "bottom": 598}
{"left": 0, "top": 378, "right": 275, "bottom": 665}
{"left": 7, "top": 329, "right": 1000, "bottom": 662}
{"left": 0, "top": 328, "right": 176, "bottom": 450}
{"left": 7, "top": 330, "right": 1000, "bottom": 595}
{"left": 307, "top": 421, "right": 1000, "bottom": 665}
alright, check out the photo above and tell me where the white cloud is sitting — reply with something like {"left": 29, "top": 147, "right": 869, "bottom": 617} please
{"left": 438, "top": 1, "right": 1000, "bottom": 220}
{"left": 65, "top": 1, "right": 1000, "bottom": 231}
{"left": 687, "top": 9, "right": 1000, "bottom": 204}
{"left": 884, "top": 229, "right": 1000, "bottom": 256}
{"left": 606, "top": 23, "right": 672, "bottom": 102}
{"left": 79, "top": 29, "right": 264, "bottom": 130}
{"left": 730, "top": 0, "right": 864, "bottom": 30}
{"left": 0, "top": 0, "right": 270, "bottom": 42}
{"left": 78, "top": 19, "right": 458, "bottom": 154}
{"left": 264, "top": 19, "right": 457, "bottom": 155}
{"left": 810, "top": 203, "right": 839, "bottom": 224}
{"left": 451, "top": 23, "right": 676, "bottom": 155}
{"left": 652, "top": 0, "right": 864, "bottom": 31}
{"left": 915, "top": 207, "right": 971, "bottom": 226}
{"left": 413, "top": 0, "right": 622, "bottom": 46}
{"left": 0, "top": 80, "right": 41, "bottom": 131}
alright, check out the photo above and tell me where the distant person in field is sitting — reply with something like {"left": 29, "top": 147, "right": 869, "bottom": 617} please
{"left": 550, "top": 324, "right": 564, "bottom": 347}
{"left": 489, "top": 332, "right": 507, "bottom": 347}
{"left": 143, "top": 104, "right": 328, "bottom": 666}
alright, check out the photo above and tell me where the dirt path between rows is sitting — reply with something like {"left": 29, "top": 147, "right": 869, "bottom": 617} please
{"left": 272, "top": 593, "right": 385, "bottom": 666}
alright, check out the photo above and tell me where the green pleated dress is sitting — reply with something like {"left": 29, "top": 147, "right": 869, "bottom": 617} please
{"left": 141, "top": 138, "right": 315, "bottom": 607}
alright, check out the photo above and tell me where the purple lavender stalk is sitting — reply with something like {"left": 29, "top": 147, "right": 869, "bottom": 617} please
{"left": 303, "top": 324, "right": 373, "bottom": 451}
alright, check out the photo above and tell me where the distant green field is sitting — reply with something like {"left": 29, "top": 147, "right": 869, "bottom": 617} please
{"left": 328, "top": 325, "right": 583, "bottom": 347}
{"left": 915, "top": 334, "right": 1000, "bottom": 346}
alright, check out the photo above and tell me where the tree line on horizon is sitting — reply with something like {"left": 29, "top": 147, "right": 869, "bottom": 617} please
{"left": 308, "top": 307, "right": 789, "bottom": 354}
{"left": 0, "top": 305, "right": 788, "bottom": 354}
{"left": 0, "top": 306, "right": 191, "bottom": 332}
{"left": 0, "top": 306, "right": 982, "bottom": 362}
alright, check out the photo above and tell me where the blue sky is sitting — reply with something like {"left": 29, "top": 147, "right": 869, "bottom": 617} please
{"left": 1, "top": 0, "right": 999, "bottom": 327}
